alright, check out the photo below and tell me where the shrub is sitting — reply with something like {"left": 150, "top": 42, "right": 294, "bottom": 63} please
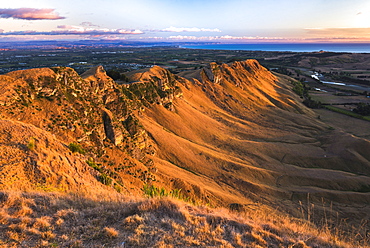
{"left": 292, "top": 81, "right": 305, "bottom": 97}
{"left": 99, "top": 173, "right": 113, "bottom": 186}
{"left": 27, "top": 137, "right": 36, "bottom": 151}
{"left": 68, "top": 142, "right": 85, "bottom": 154}
{"left": 106, "top": 70, "right": 119, "bottom": 80}
{"left": 86, "top": 158, "right": 102, "bottom": 172}
{"left": 113, "top": 183, "right": 122, "bottom": 193}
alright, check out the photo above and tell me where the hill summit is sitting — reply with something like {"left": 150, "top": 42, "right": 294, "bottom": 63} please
{"left": 0, "top": 60, "right": 369, "bottom": 247}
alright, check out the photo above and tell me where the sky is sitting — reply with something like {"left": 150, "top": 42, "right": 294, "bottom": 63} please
{"left": 1, "top": 0, "right": 370, "bottom": 43}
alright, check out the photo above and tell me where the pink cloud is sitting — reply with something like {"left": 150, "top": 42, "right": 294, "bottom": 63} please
{"left": 0, "top": 25, "right": 144, "bottom": 36}
{"left": 304, "top": 27, "right": 370, "bottom": 38}
{"left": 161, "top": 26, "right": 221, "bottom": 32}
{"left": 56, "top": 25, "right": 144, "bottom": 35}
{"left": 0, "top": 8, "right": 65, "bottom": 20}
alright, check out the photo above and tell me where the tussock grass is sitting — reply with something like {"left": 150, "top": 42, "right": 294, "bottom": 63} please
{"left": 0, "top": 190, "right": 365, "bottom": 248}
{"left": 142, "top": 184, "right": 191, "bottom": 202}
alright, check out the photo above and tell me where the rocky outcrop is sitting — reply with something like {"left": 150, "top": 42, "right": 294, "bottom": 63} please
{"left": 1, "top": 66, "right": 150, "bottom": 157}
{"left": 81, "top": 65, "right": 117, "bottom": 96}
{"left": 0, "top": 64, "right": 187, "bottom": 192}
{"left": 126, "top": 66, "right": 183, "bottom": 109}
{"left": 201, "top": 62, "right": 224, "bottom": 84}
{"left": 102, "top": 108, "right": 124, "bottom": 146}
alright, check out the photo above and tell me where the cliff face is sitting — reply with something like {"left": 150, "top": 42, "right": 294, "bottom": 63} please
{"left": 0, "top": 60, "right": 370, "bottom": 227}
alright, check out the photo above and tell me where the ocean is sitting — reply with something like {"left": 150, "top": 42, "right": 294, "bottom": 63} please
{"left": 180, "top": 43, "right": 370, "bottom": 53}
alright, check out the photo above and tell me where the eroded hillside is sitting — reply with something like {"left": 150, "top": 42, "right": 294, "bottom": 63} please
{"left": 0, "top": 60, "right": 369, "bottom": 247}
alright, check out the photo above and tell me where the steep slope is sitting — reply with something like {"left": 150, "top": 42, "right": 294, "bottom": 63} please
{"left": 0, "top": 66, "right": 155, "bottom": 196}
{"left": 0, "top": 119, "right": 107, "bottom": 194}
{"left": 0, "top": 60, "right": 369, "bottom": 245}
{"left": 132, "top": 60, "right": 370, "bottom": 226}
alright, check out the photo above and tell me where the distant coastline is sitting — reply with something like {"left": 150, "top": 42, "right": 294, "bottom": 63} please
{"left": 2, "top": 40, "right": 369, "bottom": 53}
{"left": 180, "top": 43, "right": 370, "bottom": 53}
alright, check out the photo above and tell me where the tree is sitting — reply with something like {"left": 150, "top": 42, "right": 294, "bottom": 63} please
{"left": 353, "top": 103, "right": 370, "bottom": 116}
{"left": 106, "top": 69, "right": 121, "bottom": 80}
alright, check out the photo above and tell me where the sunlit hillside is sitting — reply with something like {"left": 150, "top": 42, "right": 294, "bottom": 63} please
{"left": 0, "top": 60, "right": 369, "bottom": 247}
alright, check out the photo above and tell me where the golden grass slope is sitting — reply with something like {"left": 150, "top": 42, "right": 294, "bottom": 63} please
{"left": 135, "top": 60, "right": 370, "bottom": 228}
{"left": 0, "top": 191, "right": 361, "bottom": 247}
{"left": 0, "top": 119, "right": 109, "bottom": 195}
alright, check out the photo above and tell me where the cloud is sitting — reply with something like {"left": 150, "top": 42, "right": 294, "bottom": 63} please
{"left": 0, "top": 8, "right": 65, "bottom": 20}
{"left": 0, "top": 25, "right": 144, "bottom": 36}
{"left": 168, "top": 35, "right": 199, "bottom": 40}
{"left": 148, "top": 35, "right": 292, "bottom": 42}
{"left": 304, "top": 27, "right": 370, "bottom": 37}
{"left": 80, "top": 22, "right": 100, "bottom": 27}
{"left": 56, "top": 25, "right": 143, "bottom": 35}
{"left": 161, "top": 26, "right": 221, "bottom": 32}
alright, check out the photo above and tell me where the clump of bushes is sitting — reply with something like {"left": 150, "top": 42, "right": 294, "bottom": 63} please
{"left": 68, "top": 142, "right": 86, "bottom": 154}
{"left": 106, "top": 69, "right": 128, "bottom": 81}
{"left": 99, "top": 173, "right": 113, "bottom": 186}
{"left": 303, "top": 98, "right": 322, "bottom": 109}
{"left": 290, "top": 80, "right": 323, "bottom": 109}
{"left": 353, "top": 103, "right": 370, "bottom": 116}
{"left": 86, "top": 158, "right": 102, "bottom": 172}
{"left": 86, "top": 159, "right": 114, "bottom": 187}
{"left": 291, "top": 81, "right": 306, "bottom": 97}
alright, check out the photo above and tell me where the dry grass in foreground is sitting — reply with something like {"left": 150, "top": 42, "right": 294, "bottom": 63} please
{"left": 0, "top": 191, "right": 367, "bottom": 248}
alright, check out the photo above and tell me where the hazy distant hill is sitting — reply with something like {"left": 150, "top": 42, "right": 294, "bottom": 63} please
{"left": 0, "top": 60, "right": 369, "bottom": 247}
